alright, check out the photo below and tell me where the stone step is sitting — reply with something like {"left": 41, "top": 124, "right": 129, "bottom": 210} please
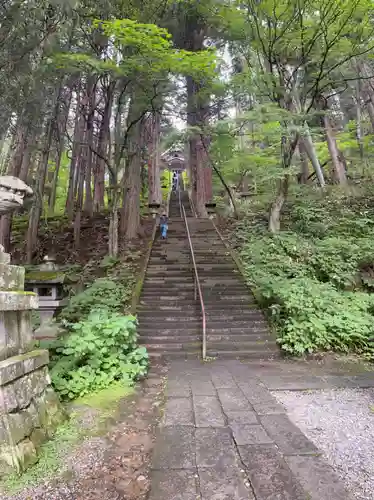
{"left": 141, "top": 288, "right": 194, "bottom": 293}
{"left": 147, "top": 264, "right": 236, "bottom": 271}
{"left": 207, "top": 332, "right": 274, "bottom": 341}
{"left": 143, "top": 343, "right": 201, "bottom": 353}
{"left": 145, "top": 277, "right": 194, "bottom": 283}
{"left": 137, "top": 304, "right": 200, "bottom": 312}
{"left": 138, "top": 322, "right": 202, "bottom": 330}
{"left": 208, "top": 324, "right": 270, "bottom": 333}
{"left": 145, "top": 272, "right": 194, "bottom": 279}
{"left": 205, "top": 349, "right": 280, "bottom": 359}
{"left": 141, "top": 335, "right": 201, "bottom": 343}
{"left": 138, "top": 314, "right": 203, "bottom": 322}
{"left": 139, "top": 328, "right": 201, "bottom": 335}
{"left": 139, "top": 295, "right": 195, "bottom": 302}
{"left": 138, "top": 310, "right": 263, "bottom": 321}
{"left": 206, "top": 340, "right": 278, "bottom": 351}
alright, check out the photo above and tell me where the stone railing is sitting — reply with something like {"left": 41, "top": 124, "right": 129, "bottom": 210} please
{"left": 0, "top": 176, "right": 65, "bottom": 475}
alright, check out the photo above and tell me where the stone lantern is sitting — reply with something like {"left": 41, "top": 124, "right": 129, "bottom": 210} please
{"left": 0, "top": 176, "right": 65, "bottom": 474}
{"left": 25, "top": 256, "right": 68, "bottom": 338}
{"left": 205, "top": 202, "right": 217, "bottom": 218}
{"left": 148, "top": 202, "right": 160, "bottom": 219}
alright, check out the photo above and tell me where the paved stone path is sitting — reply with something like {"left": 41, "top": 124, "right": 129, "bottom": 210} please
{"left": 148, "top": 359, "right": 359, "bottom": 500}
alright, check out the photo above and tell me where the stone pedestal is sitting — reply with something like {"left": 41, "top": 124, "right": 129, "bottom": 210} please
{"left": 0, "top": 248, "right": 65, "bottom": 474}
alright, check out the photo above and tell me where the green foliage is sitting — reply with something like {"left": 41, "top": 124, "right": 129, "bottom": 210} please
{"left": 60, "top": 278, "right": 131, "bottom": 324}
{"left": 237, "top": 188, "right": 374, "bottom": 356}
{"left": 51, "top": 311, "right": 148, "bottom": 400}
{"left": 99, "top": 255, "right": 120, "bottom": 269}
{"left": 55, "top": 18, "right": 216, "bottom": 85}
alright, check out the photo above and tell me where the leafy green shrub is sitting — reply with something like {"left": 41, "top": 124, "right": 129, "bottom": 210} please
{"left": 51, "top": 311, "right": 148, "bottom": 400}
{"left": 237, "top": 197, "right": 374, "bottom": 356}
{"left": 262, "top": 277, "right": 374, "bottom": 355}
{"left": 60, "top": 278, "right": 131, "bottom": 324}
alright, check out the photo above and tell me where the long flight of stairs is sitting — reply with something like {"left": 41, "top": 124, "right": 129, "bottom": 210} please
{"left": 188, "top": 219, "right": 279, "bottom": 358}
{"left": 137, "top": 190, "right": 279, "bottom": 359}
{"left": 137, "top": 192, "right": 200, "bottom": 357}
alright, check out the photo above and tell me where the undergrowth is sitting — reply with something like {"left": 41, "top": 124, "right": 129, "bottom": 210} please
{"left": 235, "top": 186, "right": 374, "bottom": 357}
{"left": 48, "top": 264, "right": 147, "bottom": 400}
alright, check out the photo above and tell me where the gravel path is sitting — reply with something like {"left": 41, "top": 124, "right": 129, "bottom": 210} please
{"left": 274, "top": 388, "right": 374, "bottom": 500}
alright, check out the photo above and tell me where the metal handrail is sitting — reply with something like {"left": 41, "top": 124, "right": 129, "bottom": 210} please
{"left": 180, "top": 201, "right": 207, "bottom": 360}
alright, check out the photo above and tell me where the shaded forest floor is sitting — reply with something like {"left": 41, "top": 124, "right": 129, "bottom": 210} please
{"left": 10, "top": 214, "right": 154, "bottom": 267}
{"left": 9, "top": 215, "right": 155, "bottom": 289}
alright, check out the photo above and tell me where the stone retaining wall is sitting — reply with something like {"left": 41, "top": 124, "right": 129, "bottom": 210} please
{"left": 0, "top": 243, "right": 65, "bottom": 475}
{"left": 0, "top": 349, "right": 65, "bottom": 473}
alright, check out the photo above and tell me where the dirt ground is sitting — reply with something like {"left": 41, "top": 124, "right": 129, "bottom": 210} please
{"left": 3, "top": 361, "right": 167, "bottom": 500}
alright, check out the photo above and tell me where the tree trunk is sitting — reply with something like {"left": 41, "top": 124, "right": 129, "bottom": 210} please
{"left": 148, "top": 111, "right": 161, "bottom": 205}
{"left": 121, "top": 120, "right": 142, "bottom": 239}
{"left": 323, "top": 113, "right": 347, "bottom": 184}
{"left": 302, "top": 124, "right": 325, "bottom": 187}
{"left": 268, "top": 131, "right": 299, "bottom": 232}
{"left": 108, "top": 187, "right": 119, "bottom": 257}
{"left": 0, "top": 115, "right": 31, "bottom": 251}
{"left": 26, "top": 117, "right": 54, "bottom": 263}
{"left": 66, "top": 86, "right": 84, "bottom": 219}
{"left": 269, "top": 175, "right": 289, "bottom": 232}
{"left": 83, "top": 77, "right": 95, "bottom": 215}
{"left": 74, "top": 140, "right": 86, "bottom": 250}
{"left": 49, "top": 81, "right": 73, "bottom": 213}
{"left": 94, "top": 81, "right": 114, "bottom": 212}
{"left": 358, "top": 61, "right": 374, "bottom": 132}
{"left": 187, "top": 75, "right": 207, "bottom": 217}
{"left": 298, "top": 139, "right": 309, "bottom": 183}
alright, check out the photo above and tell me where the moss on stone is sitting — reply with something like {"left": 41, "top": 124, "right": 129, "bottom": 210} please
{"left": 25, "top": 271, "right": 65, "bottom": 281}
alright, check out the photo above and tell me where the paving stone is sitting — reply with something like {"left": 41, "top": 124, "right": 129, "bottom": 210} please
{"left": 260, "top": 375, "right": 327, "bottom": 391}
{"left": 166, "top": 380, "right": 191, "bottom": 397}
{"left": 217, "top": 389, "right": 252, "bottom": 412}
{"left": 260, "top": 414, "right": 319, "bottom": 456}
{"left": 196, "top": 428, "right": 237, "bottom": 468}
{"left": 231, "top": 424, "right": 273, "bottom": 446}
{"left": 152, "top": 426, "right": 195, "bottom": 469}
{"left": 226, "top": 410, "right": 258, "bottom": 425}
{"left": 285, "top": 455, "right": 354, "bottom": 500}
{"left": 163, "top": 397, "right": 194, "bottom": 426}
{"left": 238, "top": 445, "right": 306, "bottom": 500}
{"left": 348, "top": 373, "right": 374, "bottom": 388}
{"left": 321, "top": 375, "right": 359, "bottom": 389}
{"left": 191, "top": 380, "right": 216, "bottom": 395}
{"left": 237, "top": 383, "right": 276, "bottom": 404}
{"left": 149, "top": 470, "right": 198, "bottom": 500}
{"left": 194, "top": 396, "right": 225, "bottom": 427}
{"left": 199, "top": 466, "right": 254, "bottom": 500}
{"left": 252, "top": 401, "right": 286, "bottom": 415}
{"left": 210, "top": 369, "right": 238, "bottom": 389}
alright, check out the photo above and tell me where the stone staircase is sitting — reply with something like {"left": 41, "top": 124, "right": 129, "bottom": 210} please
{"left": 188, "top": 219, "right": 279, "bottom": 358}
{"left": 137, "top": 190, "right": 279, "bottom": 359}
{"left": 137, "top": 192, "right": 200, "bottom": 357}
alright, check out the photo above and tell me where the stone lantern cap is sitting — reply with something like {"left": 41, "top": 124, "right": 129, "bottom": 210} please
{"left": 0, "top": 176, "right": 33, "bottom": 216}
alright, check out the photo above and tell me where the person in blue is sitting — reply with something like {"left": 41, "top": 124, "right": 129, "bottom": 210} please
{"left": 160, "top": 212, "right": 168, "bottom": 240}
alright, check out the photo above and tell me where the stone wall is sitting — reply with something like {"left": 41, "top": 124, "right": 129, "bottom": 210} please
{"left": 0, "top": 350, "right": 65, "bottom": 474}
{"left": 0, "top": 245, "right": 65, "bottom": 475}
